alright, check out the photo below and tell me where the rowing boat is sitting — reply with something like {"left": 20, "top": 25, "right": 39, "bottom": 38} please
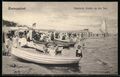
{"left": 54, "top": 39, "right": 76, "bottom": 47}
{"left": 11, "top": 47, "right": 81, "bottom": 64}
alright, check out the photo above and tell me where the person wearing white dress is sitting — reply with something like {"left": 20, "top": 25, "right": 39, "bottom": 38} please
{"left": 5, "top": 36, "right": 12, "bottom": 56}
{"left": 48, "top": 45, "right": 55, "bottom": 56}
{"left": 12, "top": 35, "right": 19, "bottom": 48}
{"left": 18, "top": 37, "right": 27, "bottom": 47}
{"left": 27, "top": 30, "right": 32, "bottom": 41}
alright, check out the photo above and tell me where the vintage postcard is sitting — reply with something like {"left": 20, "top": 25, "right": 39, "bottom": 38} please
{"left": 2, "top": 2, "right": 118, "bottom": 75}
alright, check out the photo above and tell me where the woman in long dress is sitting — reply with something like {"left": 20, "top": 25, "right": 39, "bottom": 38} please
{"left": 5, "top": 35, "right": 12, "bottom": 56}
{"left": 12, "top": 35, "right": 19, "bottom": 48}
{"left": 18, "top": 35, "right": 27, "bottom": 47}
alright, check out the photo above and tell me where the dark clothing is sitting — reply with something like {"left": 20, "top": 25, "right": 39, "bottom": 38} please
{"left": 55, "top": 47, "right": 63, "bottom": 55}
{"left": 62, "top": 35, "right": 66, "bottom": 40}
{"left": 76, "top": 49, "right": 83, "bottom": 57}
{"left": 27, "top": 37, "right": 31, "bottom": 42}
{"left": 51, "top": 33, "right": 54, "bottom": 41}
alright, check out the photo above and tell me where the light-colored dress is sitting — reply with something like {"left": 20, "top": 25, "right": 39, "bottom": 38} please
{"left": 27, "top": 41, "right": 35, "bottom": 48}
{"left": 13, "top": 37, "right": 18, "bottom": 48}
{"left": 27, "top": 30, "right": 32, "bottom": 40}
{"left": 18, "top": 37, "right": 27, "bottom": 47}
{"left": 77, "top": 49, "right": 82, "bottom": 54}
{"left": 5, "top": 38, "right": 12, "bottom": 53}
{"left": 48, "top": 48, "right": 55, "bottom": 56}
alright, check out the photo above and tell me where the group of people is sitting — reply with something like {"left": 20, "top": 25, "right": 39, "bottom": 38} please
{"left": 32, "top": 31, "right": 83, "bottom": 43}
{"left": 54, "top": 32, "right": 81, "bottom": 43}
{"left": 3, "top": 29, "right": 83, "bottom": 58}
{"left": 43, "top": 44, "right": 63, "bottom": 56}
{"left": 3, "top": 32, "right": 13, "bottom": 56}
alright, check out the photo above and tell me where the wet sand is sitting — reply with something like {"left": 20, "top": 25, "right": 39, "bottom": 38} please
{"left": 2, "top": 35, "right": 118, "bottom": 75}
{"left": 79, "top": 35, "right": 118, "bottom": 74}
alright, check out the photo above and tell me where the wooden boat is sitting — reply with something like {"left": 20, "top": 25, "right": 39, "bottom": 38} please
{"left": 11, "top": 47, "right": 81, "bottom": 64}
{"left": 32, "top": 39, "right": 47, "bottom": 44}
{"left": 54, "top": 38, "right": 76, "bottom": 47}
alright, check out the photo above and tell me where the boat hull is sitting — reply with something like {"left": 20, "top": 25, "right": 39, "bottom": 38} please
{"left": 54, "top": 39, "right": 76, "bottom": 47}
{"left": 11, "top": 47, "right": 81, "bottom": 64}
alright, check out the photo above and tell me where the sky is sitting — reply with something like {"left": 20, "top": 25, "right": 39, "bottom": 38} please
{"left": 3, "top": 2, "right": 118, "bottom": 33}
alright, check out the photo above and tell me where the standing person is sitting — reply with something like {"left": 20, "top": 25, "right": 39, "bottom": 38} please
{"left": 51, "top": 32, "right": 54, "bottom": 41}
{"left": 80, "top": 37, "right": 85, "bottom": 50}
{"left": 13, "top": 35, "right": 19, "bottom": 48}
{"left": 5, "top": 35, "right": 9, "bottom": 56}
{"left": 27, "top": 31, "right": 31, "bottom": 42}
{"left": 5, "top": 36, "right": 12, "bottom": 56}
{"left": 18, "top": 35, "right": 27, "bottom": 47}
{"left": 2, "top": 32, "right": 5, "bottom": 55}
{"left": 40, "top": 33, "right": 45, "bottom": 41}
{"left": 76, "top": 45, "right": 83, "bottom": 57}
{"left": 27, "top": 30, "right": 32, "bottom": 42}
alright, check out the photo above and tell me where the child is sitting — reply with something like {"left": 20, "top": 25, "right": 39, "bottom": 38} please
{"left": 76, "top": 45, "right": 83, "bottom": 57}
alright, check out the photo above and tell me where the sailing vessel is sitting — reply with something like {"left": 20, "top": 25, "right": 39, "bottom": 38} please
{"left": 100, "top": 19, "right": 108, "bottom": 36}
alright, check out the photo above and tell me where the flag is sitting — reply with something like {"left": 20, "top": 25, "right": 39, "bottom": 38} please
{"left": 32, "top": 23, "right": 36, "bottom": 27}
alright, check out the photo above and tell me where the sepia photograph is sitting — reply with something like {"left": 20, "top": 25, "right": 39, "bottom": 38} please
{"left": 2, "top": 2, "right": 118, "bottom": 75}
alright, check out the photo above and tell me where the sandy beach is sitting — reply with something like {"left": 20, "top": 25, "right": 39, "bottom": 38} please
{"left": 2, "top": 35, "right": 118, "bottom": 75}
